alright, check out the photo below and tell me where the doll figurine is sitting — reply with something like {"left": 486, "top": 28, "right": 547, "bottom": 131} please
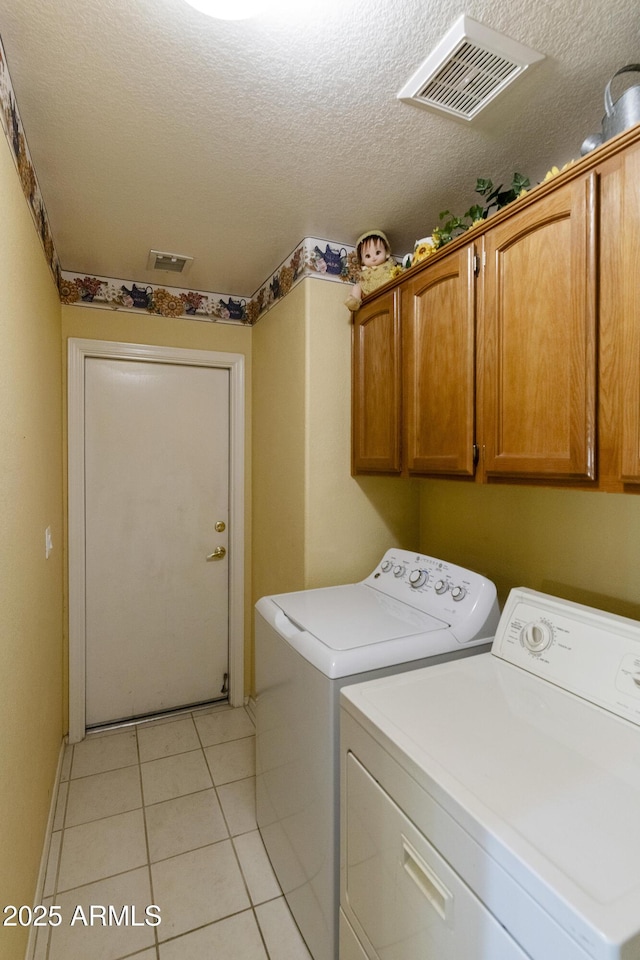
{"left": 345, "top": 230, "right": 396, "bottom": 311}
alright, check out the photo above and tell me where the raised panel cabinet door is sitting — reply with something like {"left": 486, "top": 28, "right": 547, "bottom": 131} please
{"left": 404, "top": 244, "right": 476, "bottom": 476}
{"left": 481, "top": 173, "right": 598, "bottom": 481}
{"left": 619, "top": 144, "right": 640, "bottom": 482}
{"left": 352, "top": 289, "right": 402, "bottom": 474}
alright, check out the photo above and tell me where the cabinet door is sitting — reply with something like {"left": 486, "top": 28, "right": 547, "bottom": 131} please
{"left": 352, "top": 289, "right": 402, "bottom": 474}
{"left": 404, "top": 245, "right": 476, "bottom": 476}
{"left": 481, "top": 174, "right": 597, "bottom": 481}
{"left": 618, "top": 145, "right": 640, "bottom": 482}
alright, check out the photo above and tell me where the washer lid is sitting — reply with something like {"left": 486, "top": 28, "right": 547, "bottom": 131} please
{"left": 271, "top": 582, "right": 448, "bottom": 650}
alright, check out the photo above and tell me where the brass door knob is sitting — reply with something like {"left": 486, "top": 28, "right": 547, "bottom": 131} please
{"left": 206, "top": 546, "right": 226, "bottom": 561}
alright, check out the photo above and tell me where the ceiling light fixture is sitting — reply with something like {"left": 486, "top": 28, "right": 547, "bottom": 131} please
{"left": 182, "top": 0, "right": 271, "bottom": 19}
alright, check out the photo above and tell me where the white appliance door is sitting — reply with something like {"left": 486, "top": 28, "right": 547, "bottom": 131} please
{"left": 344, "top": 751, "right": 530, "bottom": 960}
{"left": 84, "top": 358, "right": 230, "bottom": 726}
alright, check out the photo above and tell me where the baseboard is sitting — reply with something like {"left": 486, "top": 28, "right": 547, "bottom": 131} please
{"left": 24, "top": 737, "right": 67, "bottom": 960}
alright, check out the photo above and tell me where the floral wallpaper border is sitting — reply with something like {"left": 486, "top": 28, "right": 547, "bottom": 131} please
{"left": 0, "top": 35, "right": 61, "bottom": 288}
{"left": 59, "top": 237, "right": 360, "bottom": 325}
{"left": 0, "top": 32, "right": 361, "bottom": 327}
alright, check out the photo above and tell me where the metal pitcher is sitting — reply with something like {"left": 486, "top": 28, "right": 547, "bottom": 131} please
{"left": 581, "top": 64, "right": 640, "bottom": 155}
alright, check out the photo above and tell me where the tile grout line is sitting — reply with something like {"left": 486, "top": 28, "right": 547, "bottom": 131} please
{"left": 193, "top": 705, "right": 233, "bottom": 840}
{"left": 134, "top": 722, "right": 161, "bottom": 960}
{"left": 230, "top": 707, "right": 280, "bottom": 960}
{"left": 152, "top": 906, "right": 264, "bottom": 953}
{"left": 147, "top": 707, "right": 235, "bottom": 954}
{"left": 194, "top": 705, "right": 277, "bottom": 959}
{"left": 64, "top": 761, "right": 140, "bottom": 785}
{"left": 40, "top": 740, "right": 74, "bottom": 960}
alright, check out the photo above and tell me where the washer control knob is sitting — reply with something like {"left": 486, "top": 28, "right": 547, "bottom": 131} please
{"left": 409, "top": 569, "right": 428, "bottom": 588}
{"left": 451, "top": 585, "right": 467, "bottom": 602}
{"left": 393, "top": 564, "right": 406, "bottom": 578}
{"left": 381, "top": 560, "right": 393, "bottom": 573}
{"left": 434, "top": 579, "right": 448, "bottom": 595}
{"left": 522, "top": 621, "right": 553, "bottom": 653}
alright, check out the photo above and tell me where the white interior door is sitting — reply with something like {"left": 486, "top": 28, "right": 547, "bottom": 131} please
{"left": 83, "top": 356, "right": 230, "bottom": 727}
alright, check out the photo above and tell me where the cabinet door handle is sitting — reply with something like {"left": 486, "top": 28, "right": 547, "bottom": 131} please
{"left": 402, "top": 835, "right": 452, "bottom": 920}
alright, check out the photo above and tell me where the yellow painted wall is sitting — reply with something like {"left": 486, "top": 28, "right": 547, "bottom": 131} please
{"left": 419, "top": 480, "right": 640, "bottom": 618}
{"left": 0, "top": 136, "right": 64, "bottom": 958}
{"left": 251, "top": 278, "right": 419, "bottom": 693}
{"left": 304, "top": 280, "right": 421, "bottom": 585}
{"left": 61, "top": 303, "right": 253, "bottom": 355}
{"left": 252, "top": 281, "right": 307, "bottom": 605}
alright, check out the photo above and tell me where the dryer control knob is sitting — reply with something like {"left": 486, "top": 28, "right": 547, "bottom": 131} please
{"left": 409, "top": 569, "right": 428, "bottom": 588}
{"left": 451, "top": 585, "right": 467, "bottom": 602}
{"left": 522, "top": 621, "right": 553, "bottom": 653}
{"left": 393, "top": 565, "right": 406, "bottom": 578}
{"left": 434, "top": 579, "right": 448, "bottom": 594}
{"left": 381, "top": 560, "right": 393, "bottom": 573}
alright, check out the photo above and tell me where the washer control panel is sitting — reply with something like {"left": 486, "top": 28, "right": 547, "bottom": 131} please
{"left": 493, "top": 587, "right": 640, "bottom": 727}
{"left": 364, "top": 549, "right": 499, "bottom": 644}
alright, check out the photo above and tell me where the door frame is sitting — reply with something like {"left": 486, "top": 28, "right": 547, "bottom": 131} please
{"left": 68, "top": 337, "right": 245, "bottom": 743}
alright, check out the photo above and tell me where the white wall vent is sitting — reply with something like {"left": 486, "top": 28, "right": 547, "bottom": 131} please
{"left": 398, "top": 16, "right": 544, "bottom": 121}
{"left": 147, "top": 249, "right": 194, "bottom": 274}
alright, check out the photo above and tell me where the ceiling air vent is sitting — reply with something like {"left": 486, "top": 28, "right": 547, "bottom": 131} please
{"left": 147, "top": 249, "right": 194, "bottom": 275}
{"left": 398, "top": 15, "right": 544, "bottom": 121}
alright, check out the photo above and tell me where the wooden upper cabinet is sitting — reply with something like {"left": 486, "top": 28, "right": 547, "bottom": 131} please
{"left": 351, "top": 288, "right": 402, "bottom": 474}
{"left": 480, "top": 173, "right": 598, "bottom": 481}
{"left": 350, "top": 126, "right": 640, "bottom": 489}
{"left": 403, "top": 244, "right": 476, "bottom": 476}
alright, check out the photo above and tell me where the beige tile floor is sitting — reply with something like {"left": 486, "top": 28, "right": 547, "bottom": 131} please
{"left": 33, "top": 705, "right": 313, "bottom": 960}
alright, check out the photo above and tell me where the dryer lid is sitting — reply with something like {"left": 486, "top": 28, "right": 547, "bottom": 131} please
{"left": 270, "top": 583, "right": 448, "bottom": 650}
{"left": 341, "top": 654, "right": 640, "bottom": 957}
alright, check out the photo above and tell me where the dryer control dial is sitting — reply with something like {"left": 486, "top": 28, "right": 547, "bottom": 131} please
{"left": 381, "top": 560, "right": 393, "bottom": 573}
{"left": 393, "top": 564, "right": 406, "bottom": 578}
{"left": 522, "top": 621, "right": 553, "bottom": 653}
{"left": 434, "top": 579, "right": 448, "bottom": 595}
{"left": 409, "top": 569, "right": 428, "bottom": 589}
{"left": 451, "top": 585, "right": 467, "bottom": 602}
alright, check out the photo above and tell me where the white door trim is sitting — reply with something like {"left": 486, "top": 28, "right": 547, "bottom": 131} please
{"left": 68, "top": 338, "right": 245, "bottom": 743}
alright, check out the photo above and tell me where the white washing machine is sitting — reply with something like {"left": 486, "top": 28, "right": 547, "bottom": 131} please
{"left": 255, "top": 548, "right": 500, "bottom": 960}
{"left": 340, "top": 588, "right": 640, "bottom": 960}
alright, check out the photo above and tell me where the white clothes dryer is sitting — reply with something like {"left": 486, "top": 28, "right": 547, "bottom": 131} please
{"left": 255, "top": 548, "right": 499, "bottom": 960}
{"left": 340, "top": 588, "right": 640, "bottom": 960}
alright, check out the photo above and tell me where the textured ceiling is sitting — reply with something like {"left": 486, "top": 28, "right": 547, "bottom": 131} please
{"left": 0, "top": 0, "right": 639, "bottom": 297}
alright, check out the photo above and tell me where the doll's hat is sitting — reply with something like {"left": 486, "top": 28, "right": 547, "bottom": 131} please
{"left": 356, "top": 229, "right": 390, "bottom": 249}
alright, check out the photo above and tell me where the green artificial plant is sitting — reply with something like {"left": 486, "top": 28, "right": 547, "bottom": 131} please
{"left": 435, "top": 173, "right": 530, "bottom": 248}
